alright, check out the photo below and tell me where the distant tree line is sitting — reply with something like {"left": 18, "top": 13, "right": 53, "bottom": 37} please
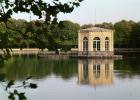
{"left": 82, "top": 20, "right": 140, "bottom": 48}
{"left": 0, "top": 19, "right": 140, "bottom": 51}
{"left": 0, "top": 19, "right": 80, "bottom": 52}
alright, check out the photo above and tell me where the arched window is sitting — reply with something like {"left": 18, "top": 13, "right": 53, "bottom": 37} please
{"left": 93, "top": 37, "right": 100, "bottom": 51}
{"left": 105, "top": 37, "right": 109, "bottom": 51}
{"left": 83, "top": 37, "right": 88, "bottom": 51}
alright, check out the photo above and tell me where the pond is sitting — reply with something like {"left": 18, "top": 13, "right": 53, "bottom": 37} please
{"left": 0, "top": 56, "right": 140, "bottom": 100}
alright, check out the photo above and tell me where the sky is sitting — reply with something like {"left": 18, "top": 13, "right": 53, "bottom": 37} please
{"left": 12, "top": 0, "right": 140, "bottom": 25}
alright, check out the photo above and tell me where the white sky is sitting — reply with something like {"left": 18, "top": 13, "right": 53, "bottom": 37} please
{"left": 12, "top": 0, "right": 140, "bottom": 25}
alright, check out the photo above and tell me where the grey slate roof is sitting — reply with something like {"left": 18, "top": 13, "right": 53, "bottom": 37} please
{"left": 79, "top": 27, "right": 112, "bottom": 32}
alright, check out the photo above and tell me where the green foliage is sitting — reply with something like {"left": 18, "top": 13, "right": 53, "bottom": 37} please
{"left": 0, "top": 19, "right": 30, "bottom": 50}
{"left": 0, "top": 18, "right": 80, "bottom": 53}
{"left": 0, "top": 0, "right": 83, "bottom": 53}
{"left": 130, "top": 22, "right": 140, "bottom": 47}
{"left": 95, "top": 22, "right": 114, "bottom": 29}
{"left": 0, "top": 0, "right": 83, "bottom": 100}
{"left": 48, "top": 20, "right": 80, "bottom": 51}
{"left": 114, "top": 20, "right": 135, "bottom": 47}
{"left": 81, "top": 24, "right": 94, "bottom": 29}
{"left": 25, "top": 20, "right": 49, "bottom": 49}
{"left": 0, "top": 0, "right": 83, "bottom": 23}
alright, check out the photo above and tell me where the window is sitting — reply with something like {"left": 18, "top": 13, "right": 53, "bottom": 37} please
{"left": 83, "top": 37, "right": 88, "bottom": 51}
{"left": 83, "top": 60, "right": 88, "bottom": 80}
{"left": 93, "top": 37, "right": 100, "bottom": 51}
{"left": 105, "top": 37, "right": 109, "bottom": 51}
{"left": 105, "top": 64, "right": 109, "bottom": 78}
{"left": 93, "top": 64, "right": 100, "bottom": 79}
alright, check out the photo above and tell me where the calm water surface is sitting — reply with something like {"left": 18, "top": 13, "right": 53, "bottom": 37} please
{"left": 0, "top": 56, "right": 140, "bottom": 100}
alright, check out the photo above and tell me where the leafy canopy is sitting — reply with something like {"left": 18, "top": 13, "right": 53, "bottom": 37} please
{"left": 0, "top": 0, "right": 83, "bottom": 24}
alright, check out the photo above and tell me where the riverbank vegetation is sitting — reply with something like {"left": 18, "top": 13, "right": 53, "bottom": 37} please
{"left": 0, "top": 19, "right": 80, "bottom": 50}
{"left": 1, "top": 19, "right": 140, "bottom": 51}
{"left": 0, "top": 0, "right": 83, "bottom": 99}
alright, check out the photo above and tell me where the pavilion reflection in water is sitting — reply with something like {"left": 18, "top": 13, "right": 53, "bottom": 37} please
{"left": 78, "top": 59, "right": 114, "bottom": 86}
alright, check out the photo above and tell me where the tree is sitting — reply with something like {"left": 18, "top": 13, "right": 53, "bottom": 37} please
{"left": 114, "top": 20, "right": 134, "bottom": 48}
{"left": 114, "top": 20, "right": 135, "bottom": 47}
{"left": 48, "top": 20, "right": 80, "bottom": 52}
{"left": 0, "top": 0, "right": 83, "bottom": 23}
{"left": 0, "top": 0, "right": 83, "bottom": 57}
{"left": 0, "top": 0, "right": 83, "bottom": 99}
{"left": 95, "top": 22, "right": 114, "bottom": 29}
{"left": 130, "top": 22, "right": 140, "bottom": 47}
{"left": 25, "top": 20, "right": 49, "bottom": 49}
{"left": 81, "top": 24, "right": 94, "bottom": 29}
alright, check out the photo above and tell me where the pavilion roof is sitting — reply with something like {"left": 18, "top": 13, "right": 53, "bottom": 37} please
{"left": 79, "top": 27, "right": 113, "bottom": 32}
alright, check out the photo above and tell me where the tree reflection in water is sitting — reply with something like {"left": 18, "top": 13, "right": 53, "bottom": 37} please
{"left": 1, "top": 56, "right": 140, "bottom": 99}
{"left": 0, "top": 56, "right": 77, "bottom": 80}
{"left": 0, "top": 56, "right": 77, "bottom": 99}
{"left": 114, "top": 58, "right": 140, "bottom": 78}
{"left": 0, "top": 56, "right": 38, "bottom": 100}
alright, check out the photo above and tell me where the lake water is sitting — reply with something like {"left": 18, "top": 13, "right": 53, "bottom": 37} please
{"left": 1, "top": 56, "right": 140, "bottom": 100}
